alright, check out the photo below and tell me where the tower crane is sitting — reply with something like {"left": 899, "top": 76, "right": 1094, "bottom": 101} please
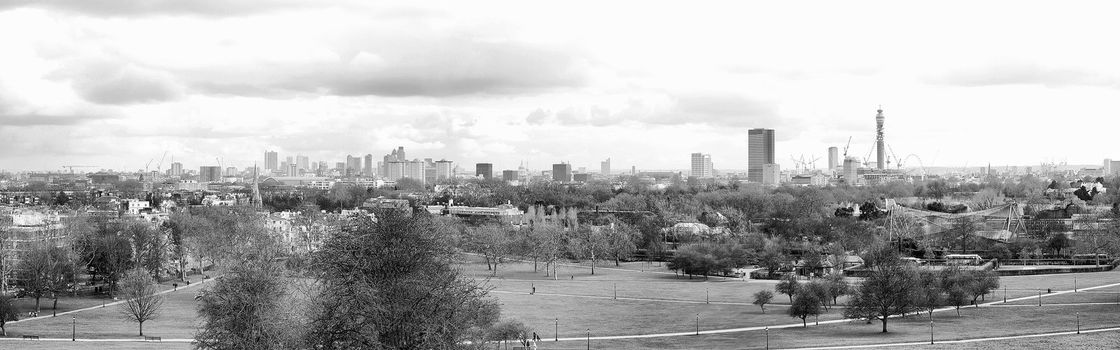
{"left": 807, "top": 155, "right": 822, "bottom": 170}
{"left": 155, "top": 151, "right": 168, "bottom": 174}
{"left": 842, "top": 136, "right": 852, "bottom": 158}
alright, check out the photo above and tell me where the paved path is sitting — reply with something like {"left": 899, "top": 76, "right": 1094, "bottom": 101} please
{"left": 787, "top": 326, "right": 1120, "bottom": 349}
{"left": 490, "top": 290, "right": 786, "bottom": 307}
{"left": 10, "top": 277, "right": 216, "bottom": 325}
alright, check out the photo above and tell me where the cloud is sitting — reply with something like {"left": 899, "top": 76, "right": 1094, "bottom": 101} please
{"left": 50, "top": 59, "right": 182, "bottom": 105}
{"left": 0, "top": 0, "right": 327, "bottom": 17}
{"left": 196, "top": 39, "right": 590, "bottom": 98}
{"left": 0, "top": 113, "right": 109, "bottom": 127}
{"left": 929, "top": 62, "right": 1119, "bottom": 88}
{"left": 527, "top": 91, "right": 780, "bottom": 128}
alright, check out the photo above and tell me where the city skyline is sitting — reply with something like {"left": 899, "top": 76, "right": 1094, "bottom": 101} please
{"left": 4, "top": 1, "right": 1120, "bottom": 172}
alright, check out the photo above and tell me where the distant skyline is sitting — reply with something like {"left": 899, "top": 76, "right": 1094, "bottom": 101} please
{"left": 3, "top": 1, "right": 1120, "bottom": 172}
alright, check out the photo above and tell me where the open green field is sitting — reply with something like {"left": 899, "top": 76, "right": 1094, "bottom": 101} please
{"left": 4, "top": 255, "right": 1120, "bottom": 349}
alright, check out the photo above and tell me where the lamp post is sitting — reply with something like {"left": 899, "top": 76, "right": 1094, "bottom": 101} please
{"left": 586, "top": 329, "right": 590, "bottom": 350}
{"left": 1038, "top": 289, "right": 1042, "bottom": 306}
{"left": 614, "top": 283, "right": 617, "bottom": 300}
{"left": 695, "top": 313, "right": 699, "bottom": 335}
{"left": 765, "top": 327, "right": 769, "bottom": 350}
{"left": 555, "top": 318, "right": 558, "bottom": 342}
{"left": 1003, "top": 286, "right": 1007, "bottom": 303}
{"left": 706, "top": 288, "right": 710, "bottom": 304}
{"left": 72, "top": 316, "right": 76, "bottom": 341}
{"left": 1077, "top": 313, "right": 1080, "bottom": 334}
{"left": 929, "top": 320, "right": 934, "bottom": 344}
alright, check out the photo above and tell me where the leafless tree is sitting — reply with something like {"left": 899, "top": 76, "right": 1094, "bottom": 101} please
{"left": 118, "top": 269, "right": 164, "bottom": 336}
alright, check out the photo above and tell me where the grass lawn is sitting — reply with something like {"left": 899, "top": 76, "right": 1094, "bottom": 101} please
{"left": 8, "top": 273, "right": 213, "bottom": 316}
{"left": 0, "top": 340, "right": 192, "bottom": 349}
{"left": 5, "top": 280, "right": 203, "bottom": 340}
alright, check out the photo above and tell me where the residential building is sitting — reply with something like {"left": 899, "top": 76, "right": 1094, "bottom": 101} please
{"left": 435, "top": 160, "right": 454, "bottom": 180}
{"left": 346, "top": 155, "right": 361, "bottom": 176}
{"left": 363, "top": 154, "right": 374, "bottom": 176}
{"left": 690, "top": 153, "right": 713, "bottom": 178}
{"left": 264, "top": 151, "right": 278, "bottom": 171}
{"left": 296, "top": 155, "right": 309, "bottom": 171}
{"left": 762, "top": 163, "right": 780, "bottom": 185}
{"left": 601, "top": 158, "right": 611, "bottom": 175}
{"left": 828, "top": 147, "right": 839, "bottom": 172}
{"left": 502, "top": 170, "right": 517, "bottom": 182}
{"left": 748, "top": 128, "right": 775, "bottom": 182}
{"left": 169, "top": 162, "right": 183, "bottom": 176}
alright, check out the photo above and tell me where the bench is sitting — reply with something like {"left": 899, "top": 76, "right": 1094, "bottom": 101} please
{"left": 22, "top": 335, "right": 40, "bottom": 340}
{"left": 145, "top": 336, "right": 162, "bottom": 342}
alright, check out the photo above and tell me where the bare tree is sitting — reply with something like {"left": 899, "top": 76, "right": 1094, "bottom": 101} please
{"left": 0, "top": 295, "right": 18, "bottom": 336}
{"left": 118, "top": 269, "right": 164, "bottom": 336}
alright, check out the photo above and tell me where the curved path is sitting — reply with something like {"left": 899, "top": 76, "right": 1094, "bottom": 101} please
{"left": 9, "top": 276, "right": 217, "bottom": 325}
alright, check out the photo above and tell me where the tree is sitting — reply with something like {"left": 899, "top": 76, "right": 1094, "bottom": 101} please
{"left": 1048, "top": 233, "right": 1072, "bottom": 256}
{"left": 789, "top": 290, "right": 822, "bottom": 327}
{"left": 305, "top": 211, "right": 501, "bottom": 348}
{"left": 939, "top": 267, "right": 971, "bottom": 316}
{"left": 756, "top": 245, "right": 786, "bottom": 279}
{"left": 122, "top": 220, "right": 167, "bottom": 278}
{"left": 118, "top": 269, "right": 164, "bottom": 336}
{"left": 603, "top": 222, "right": 638, "bottom": 266}
{"left": 16, "top": 244, "right": 78, "bottom": 313}
{"left": 529, "top": 224, "right": 563, "bottom": 277}
{"left": 0, "top": 295, "right": 17, "bottom": 336}
{"left": 972, "top": 188, "right": 1005, "bottom": 210}
{"left": 912, "top": 270, "right": 943, "bottom": 319}
{"left": 753, "top": 290, "right": 774, "bottom": 313}
{"left": 486, "top": 320, "right": 534, "bottom": 349}
{"left": 775, "top": 274, "right": 800, "bottom": 303}
{"left": 843, "top": 263, "right": 918, "bottom": 333}
{"left": 466, "top": 225, "right": 510, "bottom": 275}
{"left": 667, "top": 242, "right": 750, "bottom": 278}
{"left": 195, "top": 261, "right": 302, "bottom": 349}
{"left": 825, "top": 273, "right": 850, "bottom": 306}
{"left": 569, "top": 226, "right": 609, "bottom": 275}
{"left": 967, "top": 270, "right": 1000, "bottom": 304}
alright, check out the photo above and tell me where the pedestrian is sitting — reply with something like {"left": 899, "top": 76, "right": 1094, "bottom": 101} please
{"left": 571, "top": 275, "right": 574, "bottom": 280}
{"left": 531, "top": 284, "right": 536, "bottom": 295}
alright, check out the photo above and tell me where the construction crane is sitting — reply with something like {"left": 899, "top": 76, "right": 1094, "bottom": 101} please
{"left": 807, "top": 155, "right": 822, "bottom": 170}
{"left": 842, "top": 136, "right": 852, "bottom": 158}
{"left": 888, "top": 145, "right": 901, "bottom": 169}
{"left": 61, "top": 165, "right": 98, "bottom": 174}
{"left": 155, "top": 151, "right": 168, "bottom": 174}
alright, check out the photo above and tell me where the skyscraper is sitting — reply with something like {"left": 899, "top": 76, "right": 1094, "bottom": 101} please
{"left": 600, "top": 158, "right": 611, "bottom": 175}
{"left": 690, "top": 153, "right": 713, "bottom": 178}
{"left": 296, "top": 155, "right": 309, "bottom": 171}
{"left": 876, "top": 108, "right": 885, "bottom": 170}
{"left": 169, "top": 162, "right": 183, "bottom": 176}
{"left": 475, "top": 163, "right": 493, "bottom": 179}
{"left": 382, "top": 147, "right": 405, "bottom": 177}
{"left": 748, "top": 128, "right": 775, "bottom": 182}
{"left": 363, "top": 154, "right": 374, "bottom": 176}
{"left": 264, "top": 151, "right": 278, "bottom": 171}
{"left": 346, "top": 155, "right": 361, "bottom": 176}
{"left": 828, "top": 147, "right": 839, "bottom": 171}
{"left": 435, "top": 160, "right": 454, "bottom": 180}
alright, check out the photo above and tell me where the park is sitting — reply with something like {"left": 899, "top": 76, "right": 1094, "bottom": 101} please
{"left": 3, "top": 251, "right": 1120, "bottom": 349}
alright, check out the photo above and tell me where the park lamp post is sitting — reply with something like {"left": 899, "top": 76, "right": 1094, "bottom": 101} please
{"left": 1038, "top": 289, "right": 1042, "bottom": 306}
{"left": 72, "top": 316, "right": 76, "bottom": 341}
{"left": 1077, "top": 312, "right": 1080, "bottom": 334}
{"left": 586, "top": 328, "right": 590, "bottom": 350}
{"left": 929, "top": 320, "right": 934, "bottom": 345}
{"left": 555, "top": 318, "right": 559, "bottom": 342}
{"left": 765, "top": 327, "right": 769, "bottom": 350}
{"left": 695, "top": 313, "right": 700, "bottom": 335}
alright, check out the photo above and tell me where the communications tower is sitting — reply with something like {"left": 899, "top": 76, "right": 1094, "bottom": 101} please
{"left": 875, "top": 107, "right": 885, "bottom": 170}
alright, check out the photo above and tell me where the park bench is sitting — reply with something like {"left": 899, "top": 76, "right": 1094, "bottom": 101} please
{"left": 22, "top": 335, "right": 40, "bottom": 340}
{"left": 145, "top": 336, "right": 162, "bottom": 342}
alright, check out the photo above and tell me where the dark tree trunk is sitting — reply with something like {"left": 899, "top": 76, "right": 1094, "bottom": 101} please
{"left": 34, "top": 296, "right": 41, "bottom": 313}
{"left": 881, "top": 317, "right": 888, "bottom": 333}
{"left": 139, "top": 321, "right": 144, "bottom": 336}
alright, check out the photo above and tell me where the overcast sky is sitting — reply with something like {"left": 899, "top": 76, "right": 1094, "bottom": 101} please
{"left": 2, "top": 1, "right": 1119, "bottom": 173}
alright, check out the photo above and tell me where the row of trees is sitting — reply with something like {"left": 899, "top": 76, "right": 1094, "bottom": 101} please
{"left": 459, "top": 221, "right": 639, "bottom": 277}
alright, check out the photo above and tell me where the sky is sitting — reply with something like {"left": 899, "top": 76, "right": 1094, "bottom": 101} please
{"left": 2, "top": 1, "right": 1120, "bottom": 173}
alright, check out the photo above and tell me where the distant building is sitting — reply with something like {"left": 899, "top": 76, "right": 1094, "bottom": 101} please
{"left": 264, "top": 151, "right": 278, "bottom": 171}
{"left": 828, "top": 147, "right": 839, "bottom": 172}
{"left": 502, "top": 170, "right": 518, "bottom": 182}
{"left": 296, "top": 155, "right": 309, "bottom": 171}
{"left": 552, "top": 163, "right": 572, "bottom": 182}
{"left": 169, "top": 162, "right": 183, "bottom": 176}
{"left": 403, "top": 159, "right": 426, "bottom": 184}
{"left": 199, "top": 166, "right": 222, "bottom": 182}
{"left": 690, "top": 153, "right": 713, "bottom": 178}
{"left": 748, "top": 128, "right": 775, "bottom": 182}
{"left": 573, "top": 173, "right": 589, "bottom": 182}
{"left": 843, "top": 157, "right": 860, "bottom": 185}
{"left": 435, "top": 160, "right": 454, "bottom": 180}
{"left": 288, "top": 163, "right": 298, "bottom": 177}
{"left": 224, "top": 167, "right": 238, "bottom": 177}
{"left": 476, "top": 163, "right": 493, "bottom": 179}
{"left": 601, "top": 158, "right": 611, "bottom": 175}
{"left": 762, "top": 163, "right": 780, "bottom": 185}
{"left": 791, "top": 174, "right": 828, "bottom": 186}
{"left": 346, "top": 155, "right": 361, "bottom": 177}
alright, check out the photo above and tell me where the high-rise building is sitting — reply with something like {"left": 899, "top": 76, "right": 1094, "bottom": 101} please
{"left": 843, "top": 157, "right": 860, "bottom": 185}
{"left": 762, "top": 163, "right": 781, "bottom": 185}
{"left": 346, "top": 155, "right": 361, "bottom": 176}
{"left": 199, "top": 166, "right": 222, "bottom": 183}
{"left": 288, "top": 163, "right": 298, "bottom": 177}
{"left": 475, "top": 163, "right": 493, "bottom": 179}
{"left": 264, "top": 151, "right": 278, "bottom": 171}
{"left": 875, "top": 108, "right": 886, "bottom": 170}
{"left": 828, "top": 147, "right": 839, "bottom": 171}
{"left": 502, "top": 170, "right": 518, "bottom": 182}
{"left": 690, "top": 153, "right": 713, "bottom": 178}
{"left": 403, "top": 159, "right": 426, "bottom": 184}
{"left": 169, "top": 162, "right": 183, "bottom": 176}
{"left": 435, "top": 160, "right": 454, "bottom": 180}
{"left": 748, "top": 128, "right": 775, "bottom": 182}
{"left": 363, "top": 154, "right": 374, "bottom": 176}
{"left": 386, "top": 161, "right": 405, "bottom": 180}
{"left": 286, "top": 156, "right": 294, "bottom": 170}
{"left": 225, "top": 167, "right": 238, "bottom": 177}
{"left": 552, "top": 163, "right": 572, "bottom": 182}
{"left": 600, "top": 158, "right": 611, "bottom": 175}
{"left": 296, "top": 155, "right": 309, "bottom": 171}
{"left": 381, "top": 147, "right": 406, "bottom": 177}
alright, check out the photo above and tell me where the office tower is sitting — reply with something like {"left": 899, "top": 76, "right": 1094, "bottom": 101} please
{"left": 169, "top": 162, "right": 183, "bottom": 176}
{"left": 601, "top": 158, "right": 611, "bottom": 175}
{"left": 476, "top": 163, "right": 493, "bottom": 179}
{"left": 631, "top": 165, "right": 636, "bottom": 175}
{"left": 264, "top": 151, "right": 278, "bottom": 171}
{"left": 748, "top": 128, "right": 775, "bottom": 182}
{"left": 552, "top": 163, "right": 572, "bottom": 182}
{"left": 876, "top": 108, "right": 886, "bottom": 170}
{"left": 828, "top": 147, "right": 839, "bottom": 171}
{"left": 1105, "top": 159, "right": 1113, "bottom": 175}
{"left": 288, "top": 163, "right": 298, "bottom": 177}
{"left": 434, "top": 160, "right": 453, "bottom": 180}
{"left": 387, "top": 161, "right": 405, "bottom": 180}
{"left": 404, "top": 159, "right": 426, "bottom": 184}
{"left": 199, "top": 166, "right": 222, "bottom": 182}
{"left": 502, "top": 170, "right": 517, "bottom": 182}
{"left": 317, "top": 161, "right": 328, "bottom": 175}
{"left": 382, "top": 147, "right": 406, "bottom": 177}
{"left": 225, "top": 167, "right": 238, "bottom": 177}
{"left": 690, "top": 153, "right": 713, "bottom": 178}
{"left": 363, "top": 154, "right": 374, "bottom": 176}
{"left": 286, "top": 156, "right": 294, "bottom": 170}
{"left": 762, "top": 163, "right": 780, "bottom": 185}
{"left": 296, "top": 155, "right": 309, "bottom": 171}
